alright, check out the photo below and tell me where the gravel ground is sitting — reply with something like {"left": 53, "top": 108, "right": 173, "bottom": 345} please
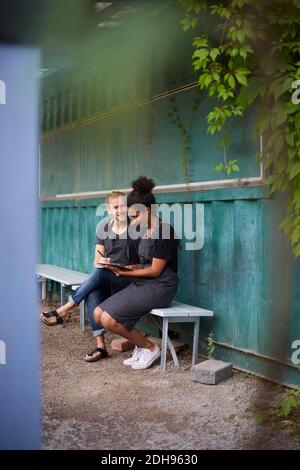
{"left": 41, "top": 303, "right": 300, "bottom": 450}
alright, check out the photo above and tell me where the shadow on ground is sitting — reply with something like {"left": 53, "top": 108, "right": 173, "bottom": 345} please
{"left": 41, "top": 302, "right": 300, "bottom": 450}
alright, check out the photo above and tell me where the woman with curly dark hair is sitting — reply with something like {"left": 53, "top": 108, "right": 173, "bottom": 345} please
{"left": 94, "top": 176, "right": 179, "bottom": 370}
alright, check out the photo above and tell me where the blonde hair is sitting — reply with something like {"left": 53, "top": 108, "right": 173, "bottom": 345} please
{"left": 106, "top": 191, "right": 125, "bottom": 203}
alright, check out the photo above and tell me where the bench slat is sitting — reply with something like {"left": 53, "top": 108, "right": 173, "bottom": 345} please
{"left": 151, "top": 301, "right": 213, "bottom": 318}
{"left": 36, "top": 264, "right": 89, "bottom": 286}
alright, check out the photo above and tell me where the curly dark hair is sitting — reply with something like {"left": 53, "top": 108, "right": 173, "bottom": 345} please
{"left": 127, "top": 176, "right": 156, "bottom": 208}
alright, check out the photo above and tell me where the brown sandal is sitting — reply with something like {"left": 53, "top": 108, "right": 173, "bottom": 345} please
{"left": 83, "top": 347, "right": 109, "bottom": 363}
{"left": 40, "top": 310, "right": 65, "bottom": 326}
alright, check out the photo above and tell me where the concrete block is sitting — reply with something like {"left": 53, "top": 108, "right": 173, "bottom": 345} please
{"left": 111, "top": 337, "right": 134, "bottom": 352}
{"left": 191, "top": 359, "right": 232, "bottom": 385}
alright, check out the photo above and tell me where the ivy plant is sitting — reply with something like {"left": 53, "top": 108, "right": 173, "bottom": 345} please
{"left": 207, "top": 331, "right": 216, "bottom": 359}
{"left": 177, "top": 0, "right": 300, "bottom": 256}
{"left": 168, "top": 95, "right": 192, "bottom": 185}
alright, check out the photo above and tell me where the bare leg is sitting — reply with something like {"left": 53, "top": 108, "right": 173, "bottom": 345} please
{"left": 56, "top": 302, "right": 73, "bottom": 316}
{"left": 95, "top": 335, "right": 106, "bottom": 349}
{"left": 41, "top": 269, "right": 110, "bottom": 325}
{"left": 83, "top": 333, "right": 107, "bottom": 362}
{"left": 40, "top": 301, "right": 73, "bottom": 325}
{"left": 94, "top": 307, "right": 156, "bottom": 352}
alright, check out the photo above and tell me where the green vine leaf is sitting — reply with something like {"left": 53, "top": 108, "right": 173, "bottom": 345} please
{"left": 178, "top": 0, "right": 300, "bottom": 256}
{"left": 215, "top": 163, "right": 224, "bottom": 171}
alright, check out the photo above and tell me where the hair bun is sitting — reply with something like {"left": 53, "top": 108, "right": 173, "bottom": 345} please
{"left": 131, "top": 176, "right": 155, "bottom": 194}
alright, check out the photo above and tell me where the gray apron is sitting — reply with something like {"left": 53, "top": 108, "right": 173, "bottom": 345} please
{"left": 99, "top": 235, "right": 178, "bottom": 331}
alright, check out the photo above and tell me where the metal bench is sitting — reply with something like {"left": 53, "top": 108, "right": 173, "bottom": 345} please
{"left": 36, "top": 264, "right": 89, "bottom": 330}
{"left": 72, "top": 297, "right": 214, "bottom": 369}
{"left": 150, "top": 301, "right": 214, "bottom": 372}
{"left": 37, "top": 265, "right": 214, "bottom": 369}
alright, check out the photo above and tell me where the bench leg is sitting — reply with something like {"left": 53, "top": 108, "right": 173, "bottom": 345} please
{"left": 192, "top": 317, "right": 200, "bottom": 365}
{"left": 167, "top": 336, "right": 179, "bottom": 368}
{"left": 41, "top": 278, "right": 46, "bottom": 301}
{"left": 49, "top": 280, "right": 53, "bottom": 302}
{"left": 60, "top": 283, "right": 65, "bottom": 305}
{"left": 80, "top": 300, "right": 85, "bottom": 332}
{"left": 151, "top": 317, "right": 180, "bottom": 369}
{"left": 160, "top": 318, "right": 168, "bottom": 372}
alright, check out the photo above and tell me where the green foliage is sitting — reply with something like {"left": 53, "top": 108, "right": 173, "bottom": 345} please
{"left": 168, "top": 97, "right": 191, "bottom": 184}
{"left": 215, "top": 127, "right": 240, "bottom": 176}
{"left": 207, "top": 331, "right": 216, "bottom": 359}
{"left": 275, "top": 386, "right": 300, "bottom": 418}
{"left": 168, "top": 93, "right": 201, "bottom": 184}
{"left": 254, "top": 386, "right": 300, "bottom": 433}
{"left": 215, "top": 159, "right": 240, "bottom": 176}
{"left": 178, "top": 0, "right": 300, "bottom": 256}
{"left": 178, "top": 0, "right": 207, "bottom": 30}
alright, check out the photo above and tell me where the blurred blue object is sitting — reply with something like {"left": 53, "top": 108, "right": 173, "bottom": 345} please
{"left": 0, "top": 45, "right": 40, "bottom": 450}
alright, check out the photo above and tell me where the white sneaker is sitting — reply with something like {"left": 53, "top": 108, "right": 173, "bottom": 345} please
{"left": 123, "top": 346, "right": 142, "bottom": 366}
{"left": 131, "top": 345, "right": 161, "bottom": 370}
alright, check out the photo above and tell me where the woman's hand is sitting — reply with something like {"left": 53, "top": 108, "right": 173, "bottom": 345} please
{"left": 97, "top": 257, "right": 111, "bottom": 264}
{"left": 94, "top": 258, "right": 111, "bottom": 268}
{"left": 94, "top": 245, "right": 108, "bottom": 268}
{"left": 100, "top": 264, "right": 123, "bottom": 277}
{"left": 107, "top": 258, "right": 168, "bottom": 278}
{"left": 126, "top": 264, "right": 139, "bottom": 270}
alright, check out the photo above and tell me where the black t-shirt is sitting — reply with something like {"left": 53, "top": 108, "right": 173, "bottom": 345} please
{"left": 95, "top": 219, "right": 140, "bottom": 266}
{"left": 139, "top": 220, "right": 178, "bottom": 273}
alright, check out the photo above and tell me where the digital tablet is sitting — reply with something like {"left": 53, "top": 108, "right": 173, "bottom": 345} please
{"left": 97, "top": 262, "right": 134, "bottom": 271}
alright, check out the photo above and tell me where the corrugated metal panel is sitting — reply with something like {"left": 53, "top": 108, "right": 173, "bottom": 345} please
{"left": 40, "top": 191, "right": 300, "bottom": 385}
{"left": 232, "top": 200, "right": 262, "bottom": 351}
{"left": 41, "top": 88, "right": 260, "bottom": 197}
